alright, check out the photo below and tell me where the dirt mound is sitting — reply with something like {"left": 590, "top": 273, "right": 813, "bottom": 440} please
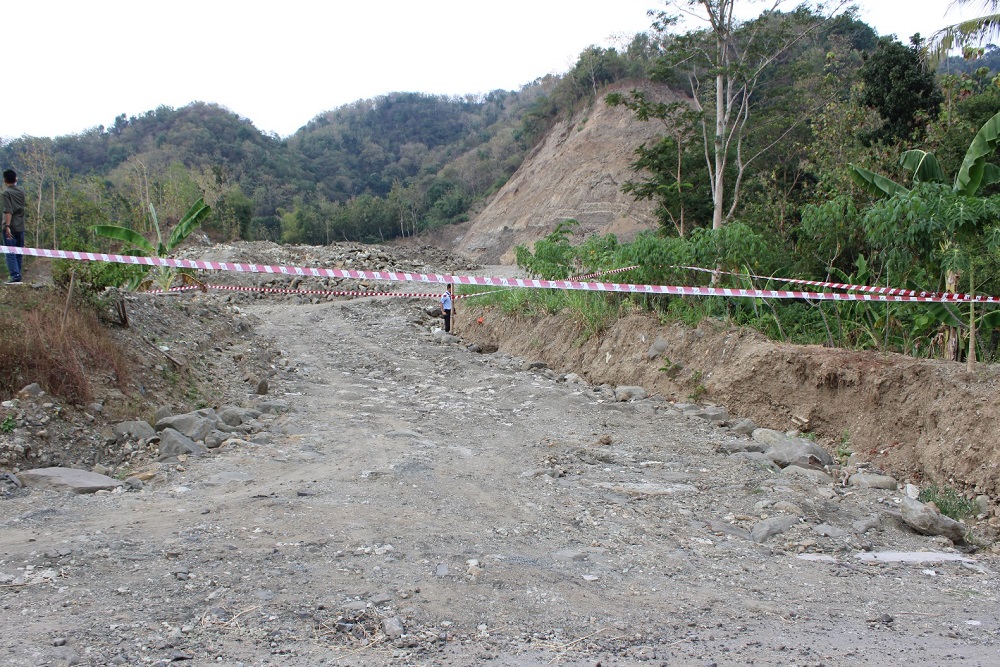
{"left": 460, "top": 305, "right": 1000, "bottom": 501}
{"left": 454, "top": 82, "right": 680, "bottom": 264}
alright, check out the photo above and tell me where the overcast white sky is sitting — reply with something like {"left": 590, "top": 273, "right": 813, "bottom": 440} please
{"left": 0, "top": 0, "right": 990, "bottom": 140}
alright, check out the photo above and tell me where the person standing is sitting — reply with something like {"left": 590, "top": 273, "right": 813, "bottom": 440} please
{"left": 440, "top": 284, "right": 455, "bottom": 333}
{"left": 2, "top": 169, "right": 26, "bottom": 284}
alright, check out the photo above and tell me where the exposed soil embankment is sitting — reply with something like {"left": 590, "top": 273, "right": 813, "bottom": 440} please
{"left": 460, "top": 305, "right": 1000, "bottom": 499}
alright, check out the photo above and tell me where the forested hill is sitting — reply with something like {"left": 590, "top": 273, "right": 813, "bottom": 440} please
{"left": 0, "top": 81, "right": 560, "bottom": 243}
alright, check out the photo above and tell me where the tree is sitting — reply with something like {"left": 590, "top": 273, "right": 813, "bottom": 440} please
{"left": 928, "top": 0, "right": 1000, "bottom": 61}
{"left": 15, "top": 137, "right": 56, "bottom": 246}
{"left": 642, "top": 1, "right": 848, "bottom": 230}
{"left": 858, "top": 36, "right": 943, "bottom": 145}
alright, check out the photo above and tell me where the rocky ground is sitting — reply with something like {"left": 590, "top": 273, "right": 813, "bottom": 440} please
{"left": 1, "top": 241, "right": 998, "bottom": 666}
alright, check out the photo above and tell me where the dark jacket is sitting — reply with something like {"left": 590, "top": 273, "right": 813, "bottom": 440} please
{"left": 2, "top": 184, "right": 27, "bottom": 234}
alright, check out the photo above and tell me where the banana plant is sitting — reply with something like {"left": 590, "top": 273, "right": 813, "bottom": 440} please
{"left": 847, "top": 111, "right": 1000, "bottom": 366}
{"left": 848, "top": 110, "right": 1000, "bottom": 197}
{"left": 93, "top": 198, "right": 211, "bottom": 292}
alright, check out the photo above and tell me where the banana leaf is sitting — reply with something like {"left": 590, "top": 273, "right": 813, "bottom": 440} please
{"left": 900, "top": 150, "right": 945, "bottom": 183}
{"left": 165, "top": 198, "right": 211, "bottom": 252}
{"left": 955, "top": 109, "right": 1000, "bottom": 196}
{"left": 91, "top": 225, "right": 157, "bottom": 256}
{"left": 848, "top": 165, "right": 910, "bottom": 198}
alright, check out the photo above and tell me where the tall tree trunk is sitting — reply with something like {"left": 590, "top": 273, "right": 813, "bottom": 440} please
{"left": 51, "top": 182, "right": 57, "bottom": 248}
{"left": 713, "top": 71, "right": 726, "bottom": 231}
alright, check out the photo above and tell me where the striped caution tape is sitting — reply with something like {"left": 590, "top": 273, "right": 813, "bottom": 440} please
{"left": 674, "top": 265, "right": 983, "bottom": 302}
{"left": 10, "top": 244, "right": 1000, "bottom": 304}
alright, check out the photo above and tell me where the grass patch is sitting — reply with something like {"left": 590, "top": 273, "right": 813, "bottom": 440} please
{"left": 918, "top": 484, "right": 979, "bottom": 521}
{"left": 0, "top": 287, "right": 130, "bottom": 404}
{"left": 462, "top": 285, "right": 623, "bottom": 339}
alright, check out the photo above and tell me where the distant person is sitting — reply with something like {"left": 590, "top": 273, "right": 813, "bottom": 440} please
{"left": 440, "top": 284, "right": 455, "bottom": 333}
{"left": 2, "top": 169, "right": 26, "bottom": 284}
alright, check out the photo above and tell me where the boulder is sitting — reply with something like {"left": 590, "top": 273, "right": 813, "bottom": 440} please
{"left": 682, "top": 405, "right": 729, "bottom": 423}
{"left": 781, "top": 465, "right": 834, "bottom": 485}
{"left": 753, "top": 429, "right": 833, "bottom": 468}
{"left": 900, "top": 496, "right": 966, "bottom": 543}
{"left": 113, "top": 420, "right": 156, "bottom": 441}
{"left": 157, "top": 428, "right": 208, "bottom": 458}
{"left": 614, "top": 386, "right": 648, "bottom": 402}
{"left": 730, "top": 418, "right": 758, "bottom": 436}
{"left": 155, "top": 414, "right": 216, "bottom": 442}
{"left": 751, "top": 515, "right": 799, "bottom": 543}
{"left": 849, "top": 473, "right": 898, "bottom": 490}
{"left": 18, "top": 467, "right": 123, "bottom": 494}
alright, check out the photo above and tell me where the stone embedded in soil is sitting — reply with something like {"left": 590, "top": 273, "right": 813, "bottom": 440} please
{"left": 753, "top": 428, "right": 834, "bottom": 468}
{"left": 751, "top": 515, "right": 799, "bottom": 543}
{"left": 647, "top": 336, "right": 669, "bottom": 359}
{"left": 849, "top": 473, "right": 898, "bottom": 490}
{"left": 614, "top": 385, "right": 648, "bottom": 401}
{"left": 900, "top": 496, "right": 967, "bottom": 543}
{"left": 730, "top": 418, "right": 758, "bottom": 436}
{"left": 781, "top": 464, "right": 834, "bottom": 485}
{"left": 17, "top": 467, "right": 123, "bottom": 494}
{"left": 113, "top": 420, "right": 156, "bottom": 441}
{"left": 382, "top": 616, "right": 405, "bottom": 638}
{"left": 679, "top": 403, "right": 729, "bottom": 423}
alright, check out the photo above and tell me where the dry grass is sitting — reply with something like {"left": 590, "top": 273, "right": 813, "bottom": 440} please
{"left": 0, "top": 287, "right": 130, "bottom": 404}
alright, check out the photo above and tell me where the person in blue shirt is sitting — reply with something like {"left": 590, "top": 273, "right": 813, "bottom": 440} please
{"left": 440, "top": 284, "right": 455, "bottom": 332}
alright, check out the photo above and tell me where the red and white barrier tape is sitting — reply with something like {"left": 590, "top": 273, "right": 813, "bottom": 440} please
{"left": 10, "top": 245, "right": 1000, "bottom": 304}
{"left": 674, "top": 265, "right": 980, "bottom": 302}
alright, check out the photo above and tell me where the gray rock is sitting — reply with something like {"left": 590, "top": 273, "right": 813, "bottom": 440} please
{"left": 382, "top": 616, "right": 405, "bottom": 638}
{"left": 900, "top": 496, "right": 966, "bottom": 543}
{"left": 717, "top": 439, "right": 767, "bottom": 455}
{"left": 255, "top": 399, "right": 289, "bottom": 414}
{"left": 852, "top": 516, "right": 880, "bottom": 534}
{"left": 781, "top": 464, "right": 834, "bottom": 485}
{"left": 113, "top": 420, "right": 156, "bottom": 441}
{"left": 772, "top": 501, "right": 805, "bottom": 515}
{"left": 155, "top": 414, "right": 216, "bottom": 442}
{"left": 708, "top": 521, "right": 752, "bottom": 540}
{"left": 754, "top": 429, "right": 833, "bottom": 468}
{"left": 684, "top": 405, "right": 729, "bottom": 423}
{"left": 614, "top": 386, "right": 648, "bottom": 402}
{"left": 647, "top": 336, "right": 669, "bottom": 360}
{"left": 85, "top": 402, "right": 103, "bottom": 415}
{"left": 219, "top": 407, "right": 260, "bottom": 427}
{"left": 849, "top": 473, "right": 898, "bottom": 490}
{"left": 19, "top": 382, "right": 44, "bottom": 397}
{"left": 205, "top": 431, "right": 227, "bottom": 449}
{"left": 433, "top": 331, "right": 461, "bottom": 345}
{"left": 812, "top": 523, "right": 848, "bottom": 538}
{"left": 751, "top": 515, "right": 799, "bottom": 543}
{"left": 730, "top": 418, "right": 758, "bottom": 436}
{"left": 157, "top": 428, "right": 208, "bottom": 458}
{"left": 18, "top": 467, "right": 123, "bottom": 494}
{"left": 728, "top": 451, "right": 781, "bottom": 472}
{"left": 153, "top": 405, "right": 173, "bottom": 423}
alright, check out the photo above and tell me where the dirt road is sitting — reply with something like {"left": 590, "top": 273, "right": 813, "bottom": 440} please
{"left": 2, "top": 294, "right": 998, "bottom": 666}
